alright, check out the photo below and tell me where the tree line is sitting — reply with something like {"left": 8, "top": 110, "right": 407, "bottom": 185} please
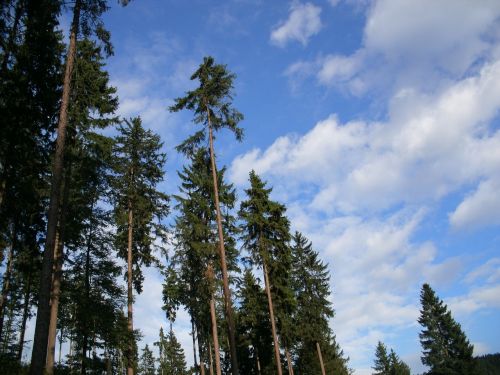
{"left": 0, "top": 1, "right": 495, "bottom": 375}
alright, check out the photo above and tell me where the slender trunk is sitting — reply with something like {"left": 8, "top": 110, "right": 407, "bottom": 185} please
{"left": 285, "top": 348, "right": 294, "bottom": 375}
{"left": 256, "top": 348, "right": 262, "bottom": 375}
{"left": 17, "top": 265, "right": 33, "bottom": 362}
{"left": 197, "top": 330, "right": 206, "bottom": 375}
{"left": 58, "top": 329, "right": 63, "bottom": 365}
{"left": 127, "top": 200, "right": 134, "bottom": 375}
{"left": 191, "top": 317, "right": 199, "bottom": 374}
{"left": 316, "top": 342, "right": 326, "bottom": 375}
{"left": 30, "top": 1, "right": 81, "bottom": 372}
{"left": 207, "top": 263, "right": 222, "bottom": 375}
{"left": 105, "top": 347, "right": 112, "bottom": 375}
{"left": 0, "top": 228, "right": 15, "bottom": 339}
{"left": 47, "top": 158, "right": 72, "bottom": 374}
{"left": 81, "top": 217, "right": 94, "bottom": 375}
{"left": 208, "top": 341, "right": 214, "bottom": 375}
{"left": 206, "top": 111, "right": 239, "bottom": 374}
{"left": 263, "top": 261, "right": 282, "bottom": 375}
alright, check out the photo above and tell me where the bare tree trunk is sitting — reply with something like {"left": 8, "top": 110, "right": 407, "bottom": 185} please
{"left": 256, "top": 348, "right": 262, "bottom": 375}
{"left": 207, "top": 119, "right": 239, "bottom": 375}
{"left": 207, "top": 263, "right": 222, "bottom": 375}
{"left": 285, "top": 348, "right": 294, "bottom": 375}
{"left": 47, "top": 159, "right": 72, "bottom": 374}
{"left": 263, "top": 261, "right": 282, "bottom": 375}
{"left": 0, "top": 227, "right": 15, "bottom": 339}
{"left": 58, "top": 329, "right": 63, "bottom": 365}
{"left": 127, "top": 200, "right": 134, "bottom": 375}
{"left": 197, "top": 330, "right": 206, "bottom": 375}
{"left": 191, "top": 318, "right": 199, "bottom": 373}
{"left": 316, "top": 342, "right": 326, "bottom": 375}
{"left": 17, "top": 263, "right": 33, "bottom": 362}
{"left": 30, "top": 1, "right": 81, "bottom": 372}
{"left": 208, "top": 340, "right": 214, "bottom": 375}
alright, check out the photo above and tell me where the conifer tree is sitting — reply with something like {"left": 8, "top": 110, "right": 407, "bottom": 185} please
{"left": 239, "top": 171, "right": 294, "bottom": 375}
{"left": 419, "top": 283, "right": 477, "bottom": 374}
{"left": 170, "top": 56, "right": 243, "bottom": 375}
{"left": 373, "top": 342, "right": 390, "bottom": 375}
{"left": 156, "top": 326, "right": 188, "bottom": 375}
{"left": 138, "top": 344, "right": 156, "bottom": 375}
{"left": 113, "top": 117, "right": 169, "bottom": 375}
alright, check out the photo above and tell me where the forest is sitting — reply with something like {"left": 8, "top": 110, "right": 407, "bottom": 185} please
{"left": 0, "top": 1, "right": 498, "bottom": 375}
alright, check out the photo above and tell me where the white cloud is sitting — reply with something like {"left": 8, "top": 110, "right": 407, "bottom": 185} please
{"left": 270, "top": 2, "right": 322, "bottom": 47}
{"left": 449, "top": 179, "right": 500, "bottom": 230}
{"left": 232, "top": 59, "right": 500, "bottom": 214}
{"left": 287, "top": 0, "right": 500, "bottom": 94}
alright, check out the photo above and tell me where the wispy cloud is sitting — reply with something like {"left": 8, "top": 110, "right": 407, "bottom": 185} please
{"left": 270, "top": 2, "right": 322, "bottom": 47}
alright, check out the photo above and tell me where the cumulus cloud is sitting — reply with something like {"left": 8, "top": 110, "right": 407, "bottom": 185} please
{"left": 232, "top": 59, "right": 500, "bottom": 214}
{"left": 287, "top": 0, "right": 500, "bottom": 94}
{"left": 270, "top": 2, "right": 322, "bottom": 47}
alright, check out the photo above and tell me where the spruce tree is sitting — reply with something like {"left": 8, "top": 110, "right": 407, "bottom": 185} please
{"left": 373, "top": 342, "right": 390, "bottom": 375}
{"left": 239, "top": 171, "right": 294, "bottom": 375}
{"left": 419, "top": 283, "right": 477, "bottom": 374}
{"left": 388, "top": 349, "right": 411, "bottom": 375}
{"left": 170, "top": 56, "right": 243, "bottom": 375}
{"left": 138, "top": 344, "right": 156, "bottom": 375}
{"left": 156, "top": 327, "right": 188, "bottom": 375}
{"left": 112, "top": 117, "right": 169, "bottom": 375}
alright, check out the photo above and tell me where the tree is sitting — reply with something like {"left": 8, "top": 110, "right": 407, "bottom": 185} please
{"left": 170, "top": 56, "right": 243, "bottom": 375}
{"left": 113, "top": 117, "right": 169, "bottom": 375}
{"left": 239, "top": 171, "right": 295, "bottom": 375}
{"left": 372, "top": 342, "right": 409, "bottom": 375}
{"left": 30, "top": 1, "right": 129, "bottom": 372}
{"left": 291, "top": 232, "right": 350, "bottom": 375}
{"left": 419, "top": 283, "right": 477, "bottom": 374}
{"left": 138, "top": 344, "right": 156, "bottom": 375}
{"left": 156, "top": 327, "right": 188, "bottom": 375}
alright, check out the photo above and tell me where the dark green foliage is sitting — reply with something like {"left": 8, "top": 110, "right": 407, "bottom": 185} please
{"left": 291, "top": 232, "right": 350, "bottom": 375}
{"left": 419, "top": 283, "right": 477, "bottom": 375}
{"left": 112, "top": 116, "right": 169, "bottom": 292}
{"left": 138, "top": 344, "right": 156, "bottom": 375}
{"left": 475, "top": 353, "right": 500, "bottom": 375}
{"left": 156, "top": 327, "right": 188, "bottom": 375}
{"left": 372, "top": 341, "right": 410, "bottom": 375}
{"left": 169, "top": 56, "right": 243, "bottom": 156}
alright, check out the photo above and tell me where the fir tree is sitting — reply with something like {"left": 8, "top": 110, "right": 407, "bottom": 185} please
{"left": 373, "top": 342, "right": 391, "bottom": 375}
{"left": 419, "top": 283, "right": 477, "bottom": 374}
{"left": 239, "top": 171, "right": 295, "bottom": 375}
{"left": 112, "top": 117, "right": 169, "bottom": 375}
{"left": 138, "top": 344, "right": 156, "bottom": 375}
{"left": 170, "top": 56, "right": 243, "bottom": 375}
{"left": 156, "top": 327, "right": 188, "bottom": 375}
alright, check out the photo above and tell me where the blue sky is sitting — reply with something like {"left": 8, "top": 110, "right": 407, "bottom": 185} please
{"left": 45, "top": 1, "right": 500, "bottom": 374}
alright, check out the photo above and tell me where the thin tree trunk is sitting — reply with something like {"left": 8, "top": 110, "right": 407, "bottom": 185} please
{"left": 208, "top": 340, "right": 214, "bottom": 375}
{"left": 263, "top": 261, "right": 282, "bottom": 375}
{"left": 197, "top": 330, "right": 206, "bottom": 375}
{"left": 207, "top": 119, "right": 239, "bottom": 375}
{"left": 17, "top": 264, "right": 33, "bottom": 362}
{"left": 58, "top": 329, "right": 63, "bottom": 365}
{"left": 47, "top": 160, "right": 72, "bottom": 374}
{"left": 30, "top": 0, "right": 81, "bottom": 372}
{"left": 316, "top": 342, "right": 326, "bottom": 375}
{"left": 256, "top": 348, "right": 262, "bottom": 375}
{"left": 127, "top": 200, "right": 134, "bottom": 375}
{"left": 0, "top": 225, "right": 16, "bottom": 338}
{"left": 285, "top": 347, "right": 294, "bottom": 375}
{"left": 191, "top": 317, "right": 199, "bottom": 374}
{"left": 207, "top": 263, "right": 222, "bottom": 375}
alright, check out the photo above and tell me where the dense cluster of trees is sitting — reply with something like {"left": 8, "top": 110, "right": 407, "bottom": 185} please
{"left": 0, "top": 1, "right": 497, "bottom": 375}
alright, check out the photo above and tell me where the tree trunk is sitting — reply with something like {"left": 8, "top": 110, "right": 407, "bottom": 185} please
{"left": 191, "top": 317, "right": 199, "bottom": 374}
{"left": 208, "top": 340, "right": 214, "bottom": 375}
{"left": 207, "top": 263, "right": 222, "bottom": 375}
{"left": 30, "top": 0, "right": 81, "bottom": 372}
{"left": 263, "top": 261, "right": 282, "bottom": 375}
{"left": 285, "top": 347, "right": 294, "bottom": 375}
{"left": 58, "top": 329, "right": 63, "bottom": 365}
{"left": 197, "top": 330, "right": 206, "bottom": 375}
{"left": 0, "top": 227, "right": 15, "bottom": 339}
{"left": 207, "top": 119, "right": 239, "bottom": 375}
{"left": 17, "top": 263, "right": 33, "bottom": 362}
{"left": 316, "top": 342, "right": 326, "bottom": 375}
{"left": 47, "top": 160, "right": 72, "bottom": 374}
{"left": 127, "top": 200, "right": 134, "bottom": 375}
{"left": 256, "top": 348, "right": 262, "bottom": 375}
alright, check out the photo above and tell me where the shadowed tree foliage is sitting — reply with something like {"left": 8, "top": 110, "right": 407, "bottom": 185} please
{"left": 419, "top": 283, "right": 477, "bottom": 375}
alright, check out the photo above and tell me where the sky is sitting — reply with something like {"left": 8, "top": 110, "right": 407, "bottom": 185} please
{"left": 34, "top": 0, "right": 500, "bottom": 374}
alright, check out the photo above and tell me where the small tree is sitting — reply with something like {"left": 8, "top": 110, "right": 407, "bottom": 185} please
{"left": 418, "top": 283, "right": 477, "bottom": 374}
{"left": 138, "top": 344, "right": 156, "bottom": 375}
{"left": 156, "top": 327, "right": 188, "bottom": 375}
{"left": 372, "top": 342, "right": 409, "bottom": 375}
